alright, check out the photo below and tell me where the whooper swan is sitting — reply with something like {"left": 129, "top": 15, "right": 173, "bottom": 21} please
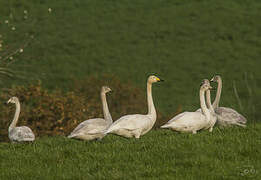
{"left": 104, "top": 75, "right": 163, "bottom": 139}
{"left": 68, "top": 86, "right": 113, "bottom": 140}
{"left": 161, "top": 81, "right": 213, "bottom": 134}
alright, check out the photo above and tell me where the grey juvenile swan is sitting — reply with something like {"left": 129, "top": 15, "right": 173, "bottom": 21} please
{"left": 68, "top": 86, "right": 113, "bottom": 140}
{"left": 104, "top": 75, "right": 163, "bottom": 139}
{"left": 211, "top": 75, "right": 247, "bottom": 127}
{"left": 7, "top": 97, "right": 35, "bottom": 143}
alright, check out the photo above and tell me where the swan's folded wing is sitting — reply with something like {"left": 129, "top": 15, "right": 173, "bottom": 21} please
{"left": 69, "top": 118, "right": 107, "bottom": 135}
{"left": 216, "top": 107, "right": 247, "bottom": 124}
{"left": 165, "top": 112, "right": 189, "bottom": 125}
{"left": 69, "top": 120, "right": 90, "bottom": 135}
{"left": 85, "top": 123, "right": 109, "bottom": 134}
{"left": 10, "top": 126, "right": 35, "bottom": 141}
{"left": 106, "top": 114, "right": 149, "bottom": 132}
{"left": 161, "top": 112, "right": 207, "bottom": 130}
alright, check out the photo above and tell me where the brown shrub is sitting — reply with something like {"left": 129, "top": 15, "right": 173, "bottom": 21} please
{"left": 0, "top": 75, "right": 173, "bottom": 142}
{"left": 0, "top": 82, "right": 91, "bottom": 141}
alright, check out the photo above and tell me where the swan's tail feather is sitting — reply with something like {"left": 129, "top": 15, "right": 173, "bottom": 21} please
{"left": 160, "top": 124, "right": 170, "bottom": 129}
{"left": 235, "top": 122, "right": 246, "bottom": 127}
{"left": 20, "top": 138, "right": 35, "bottom": 142}
{"left": 67, "top": 134, "right": 75, "bottom": 138}
{"left": 100, "top": 128, "right": 110, "bottom": 135}
{"left": 103, "top": 129, "right": 111, "bottom": 135}
{"left": 102, "top": 124, "right": 115, "bottom": 135}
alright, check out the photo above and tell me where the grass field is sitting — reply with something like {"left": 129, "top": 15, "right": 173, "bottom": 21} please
{"left": 1, "top": 0, "right": 261, "bottom": 179}
{"left": 0, "top": 124, "right": 261, "bottom": 179}
{"left": 1, "top": 124, "right": 261, "bottom": 179}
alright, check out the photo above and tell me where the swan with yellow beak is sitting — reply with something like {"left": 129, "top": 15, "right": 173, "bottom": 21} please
{"left": 104, "top": 75, "right": 163, "bottom": 138}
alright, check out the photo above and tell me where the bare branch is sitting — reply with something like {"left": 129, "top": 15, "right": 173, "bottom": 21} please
{"left": 2, "top": 39, "right": 32, "bottom": 66}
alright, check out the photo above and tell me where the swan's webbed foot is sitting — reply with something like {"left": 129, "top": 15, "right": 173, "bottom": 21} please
{"left": 192, "top": 130, "right": 197, "bottom": 134}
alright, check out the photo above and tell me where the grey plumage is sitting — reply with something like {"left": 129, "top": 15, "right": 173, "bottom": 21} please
{"left": 7, "top": 97, "right": 35, "bottom": 143}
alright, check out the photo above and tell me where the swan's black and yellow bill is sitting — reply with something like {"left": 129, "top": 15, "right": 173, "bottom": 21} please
{"left": 156, "top": 77, "right": 164, "bottom": 82}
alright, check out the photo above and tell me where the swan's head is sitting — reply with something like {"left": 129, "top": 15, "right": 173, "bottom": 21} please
{"left": 7, "top": 97, "right": 19, "bottom": 104}
{"left": 102, "top": 86, "right": 112, "bottom": 93}
{"left": 200, "top": 83, "right": 212, "bottom": 92}
{"left": 148, "top": 75, "right": 164, "bottom": 84}
{"left": 210, "top": 75, "right": 221, "bottom": 83}
{"left": 200, "top": 79, "right": 210, "bottom": 86}
{"left": 200, "top": 79, "right": 215, "bottom": 91}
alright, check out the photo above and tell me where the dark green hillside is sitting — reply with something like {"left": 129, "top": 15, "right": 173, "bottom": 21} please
{"left": 1, "top": 0, "right": 261, "bottom": 117}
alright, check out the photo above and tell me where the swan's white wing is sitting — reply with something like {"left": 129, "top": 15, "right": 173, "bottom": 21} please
{"left": 9, "top": 126, "right": 35, "bottom": 142}
{"left": 161, "top": 112, "right": 206, "bottom": 130}
{"left": 105, "top": 114, "right": 150, "bottom": 133}
{"left": 162, "top": 112, "right": 189, "bottom": 126}
{"left": 69, "top": 118, "right": 108, "bottom": 137}
{"left": 70, "top": 118, "right": 101, "bottom": 133}
{"left": 216, "top": 107, "right": 247, "bottom": 126}
{"left": 85, "top": 121, "right": 109, "bottom": 134}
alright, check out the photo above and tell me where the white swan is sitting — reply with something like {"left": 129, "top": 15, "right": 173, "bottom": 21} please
{"left": 211, "top": 75, "right": 247, "bottom": 127}
{"left": 104, "top": 75, "right": 163, "bottom": 139}
{"left": 7, "top": 97, "right": 35, "bottom": 143}
{"left": 161, "top": 82, "right": 214, "bottom": 134}
{"left": 195, "top": 79, "right": 217, "bottom": 132}
{"left": 68, "top": 86, "right": 113, "bottom": 140}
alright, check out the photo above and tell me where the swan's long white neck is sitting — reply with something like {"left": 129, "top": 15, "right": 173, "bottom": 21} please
{"left": 101, "top": 92, "right": 112, "bottom": 124}
{"left": 206, "top": 90, "right": 215, "bottom": 113}
{"left": 200, "top": 89, "right": 210, "bottom": 120}
{"left": 213, "top": 78, "right": 222, "bottom": 109}
{"left": 147, "top": 82, "right": 156, "bottom": 119}
{"left": 8, "top": 101, "right": 20, "bottom": 132}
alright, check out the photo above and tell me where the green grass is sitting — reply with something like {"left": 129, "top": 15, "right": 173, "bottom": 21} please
{"left": 1, "top": 0, "right": 261, "bottom": 179}
{"left": 0, "top": 0, "right": 260, "bottom": 116}
{"left": 1, "top": 124, "right": 261, "bottom": 179}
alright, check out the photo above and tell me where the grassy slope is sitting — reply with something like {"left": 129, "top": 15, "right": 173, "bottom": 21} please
{"left": 0, "top": 0, "right": 260, "bottom": 116}
{"left": 0, "top": 124, "right": 261, "bottom": 179}
{"left": 1, "top": 0, "right": 261, "bottom": 179}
